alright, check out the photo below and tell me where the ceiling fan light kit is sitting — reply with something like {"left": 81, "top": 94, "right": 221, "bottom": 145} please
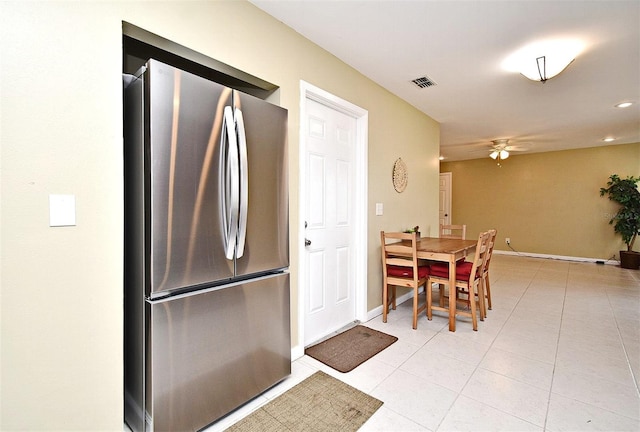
{"left": 489, "top": 150, "right": 509, "bottom": 160}
{"left": 488, "top": 139, "right": 517, "bottom": 165}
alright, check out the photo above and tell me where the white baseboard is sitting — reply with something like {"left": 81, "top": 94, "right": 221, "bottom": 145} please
{"left": 493, "top": 249, "right": 620, "bottom": 265}
{"left": 292, "top": 345, "right": 305, "bottom": 361}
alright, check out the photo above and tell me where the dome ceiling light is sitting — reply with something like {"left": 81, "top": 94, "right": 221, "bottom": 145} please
{"left": 615, "top": 102, "right": 633, "bottom": 108}
{"left": 502, "top": 39, "right": 584, "bottom": 83}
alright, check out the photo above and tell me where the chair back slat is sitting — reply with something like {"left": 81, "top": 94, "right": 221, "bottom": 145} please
{"left": 483, "top": 229, "right": 497, "bottom": 273}
{"left": 440, "top": 224, "right": 466, "bottom": 240}
{"left": 386, "top": 256, "right": 414, "bottom": 267}
{"left": 385, "top": 244, "right": 413, "bottom": 256}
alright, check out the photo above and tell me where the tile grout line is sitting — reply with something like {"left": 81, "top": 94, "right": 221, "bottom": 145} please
{"left": 541, "top": 262, "right": 571, "bottom": 431}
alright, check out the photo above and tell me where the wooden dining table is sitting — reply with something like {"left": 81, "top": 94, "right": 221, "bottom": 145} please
{"left": 415, "top": 237, "right": 477, "bottom": 331}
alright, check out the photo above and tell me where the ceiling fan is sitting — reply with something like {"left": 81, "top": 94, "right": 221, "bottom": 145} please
{"left": 443, "top": 137, "right": 534, "bottom": 162}
{"left": 487, "top": 139, "right": 530, "bottom": 162}
{"left": 464, "top": 138, "right": 533, "bottom": 156}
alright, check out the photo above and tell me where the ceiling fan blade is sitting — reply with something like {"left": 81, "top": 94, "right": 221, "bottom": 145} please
{"left": 505, "top": 144, "right": 532, "bottom": 152}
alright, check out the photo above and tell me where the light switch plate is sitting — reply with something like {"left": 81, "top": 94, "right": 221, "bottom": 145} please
{"left": 375, "top": 202, "right": 384, "bottom": 216}
{"left": 49, "top": 194, "right": 76, "bottom": 227}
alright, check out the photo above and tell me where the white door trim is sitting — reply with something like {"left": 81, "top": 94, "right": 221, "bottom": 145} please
{"left": 294, "top": 80, "right": 368, "bottom": 358}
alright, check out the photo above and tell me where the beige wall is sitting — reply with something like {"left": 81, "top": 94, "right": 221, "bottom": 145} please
{"left": 0, "top": 1, "right": 440, "bottom": 430}
{"left": 368, "top": 108, "right": 441, "bottom": 309}
{"left": 440, "top": 142, "right": 640, "bottom": 260}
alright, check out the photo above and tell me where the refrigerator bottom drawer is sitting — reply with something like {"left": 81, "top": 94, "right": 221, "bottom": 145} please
{"left": 147, "top": 273, "right": 291, "bottom": 432}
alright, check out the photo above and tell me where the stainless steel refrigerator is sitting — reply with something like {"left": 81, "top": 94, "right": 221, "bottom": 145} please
{"left": 123, "top": 59, "right": 290, "bottom": 432}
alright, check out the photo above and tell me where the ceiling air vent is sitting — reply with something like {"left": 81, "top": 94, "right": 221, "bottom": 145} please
{"left": 411, "top": 75, "right": 437, "bottom": 89}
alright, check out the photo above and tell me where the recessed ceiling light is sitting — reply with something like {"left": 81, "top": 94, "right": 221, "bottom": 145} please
{"left": 603, "top": 137, "right": 616, "bottom": 142}
{"left": 615, "top": 102, "right": 633, "bottom": 108}
{"left": 438, "top": 156, "right": 445, "bottom": 161}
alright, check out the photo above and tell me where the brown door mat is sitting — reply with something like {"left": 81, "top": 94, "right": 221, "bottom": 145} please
{"left": 304, "top": 325, "right": 398, "bottom": 373}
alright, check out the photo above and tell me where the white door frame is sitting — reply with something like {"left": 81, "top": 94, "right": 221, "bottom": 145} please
{"left": 295, "top": 80, "right": 368, "bottom": 357}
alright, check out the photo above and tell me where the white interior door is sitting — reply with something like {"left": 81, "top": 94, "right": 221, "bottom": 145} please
{"left": 439, "top": 172, "right": 452, "bottom": 227}
{"left": 303, "top": 98, "right": 357, "bottom": 346}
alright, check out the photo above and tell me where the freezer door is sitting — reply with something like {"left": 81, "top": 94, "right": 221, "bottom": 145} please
{"left": 146, "top": 60, "right": 234, "bottom": 297}
{"left": 233, "top": 90, "right": 289, "bottom": 276}
{"left": 146, "top": 273, "right": 291, "bottom": 432}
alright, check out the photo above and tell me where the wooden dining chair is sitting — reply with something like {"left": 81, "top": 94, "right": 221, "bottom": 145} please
{"left": 439, "top": 224, "right": 467, "bottom": 240}
{"left": 454, "top": 229, "right": 496, "bottom": 320}
{"left": 380, "top": 231, "right": 430, "bottom": 329}
{"left": 436, "top": 224, "right": 467, "bottom": 307}
{"left": 426, "top": 230, "right": 490, "bottom": 331}
{"left": 451, "top": 229, "right": 497, "bottom": 319}
{"left": 481, "top": 229, "right": 498, "bottom": 312}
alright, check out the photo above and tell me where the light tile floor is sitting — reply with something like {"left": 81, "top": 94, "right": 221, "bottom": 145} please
{"left": 202, "top": 255, "right": 640, "bottom": 431}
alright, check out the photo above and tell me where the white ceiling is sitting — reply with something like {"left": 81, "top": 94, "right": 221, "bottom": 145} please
{"left": 251, "top": 0, "right": 640, "bottom": 161}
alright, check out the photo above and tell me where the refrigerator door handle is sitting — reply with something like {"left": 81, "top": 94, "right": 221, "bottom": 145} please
{"left": 221, "top": 105, "right": 239, "bottom": 260}
{"left": 235, "top": 107, "right": 249, "bottom": 258}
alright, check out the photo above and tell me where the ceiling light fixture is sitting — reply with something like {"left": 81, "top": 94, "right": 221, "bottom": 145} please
{"left": 490, "top": 150, "right": 509, "bottom": 167}
{"left": 490, "top": 150, "right": 510, "bottom": 160}
{"left": 603, "top": 137, "right": 616, "bottom": 142}
{"left": 489, "top": 139, "right": 512, "bottom": 166}
{"left": 502, "top": 39, "right": 584, "bottom": 83}
{"left": 615, "top": 102, "right": 633, "bottom": 108}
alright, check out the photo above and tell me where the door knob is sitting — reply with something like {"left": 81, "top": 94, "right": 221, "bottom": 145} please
{"left": 305, "top": 238, "right": 312, "bottom": 246}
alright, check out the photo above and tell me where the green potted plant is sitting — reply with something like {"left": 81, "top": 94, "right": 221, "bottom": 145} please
{"left": 600, "top": 174, "right": 640, "bottom": 269}
{"left": 404, "top": 226, "right": 420, "bottom": 238}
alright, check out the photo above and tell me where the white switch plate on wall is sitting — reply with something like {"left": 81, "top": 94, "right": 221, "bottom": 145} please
{"left": 49, "top": 194, "right": 76, "bottom": 227}
{"left": 375, "top": 202, "right": 383, "bottom": 216}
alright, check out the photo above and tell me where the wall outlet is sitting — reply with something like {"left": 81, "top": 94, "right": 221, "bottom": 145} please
{"left": 505, "top": 237, "right": 511, "bottom": 245}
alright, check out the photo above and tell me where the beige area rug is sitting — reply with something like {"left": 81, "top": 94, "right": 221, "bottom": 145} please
{"left": 225, "top": 371, "right": 383, "bottom": 432}
{"left": 304, "top": 325, "right": 398, "bottom": 373}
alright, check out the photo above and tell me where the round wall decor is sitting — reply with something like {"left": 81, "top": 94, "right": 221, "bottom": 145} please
{"left": 392, "top": 158, "right": 408, "bottom": 192}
